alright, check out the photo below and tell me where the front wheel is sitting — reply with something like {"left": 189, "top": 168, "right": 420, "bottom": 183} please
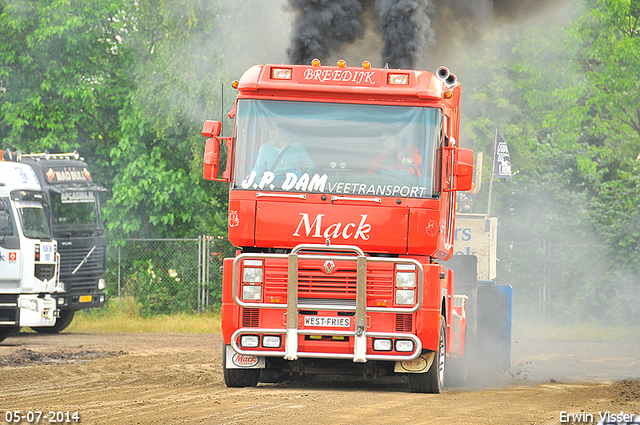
{"left": 409, "top": 318, "right": 446, "bottom": 393}
{"left": 0, "top": 327, "right": 13, "bottom": 344}
{"left": 222, "top": 344, "right": 260, "bottom": 388}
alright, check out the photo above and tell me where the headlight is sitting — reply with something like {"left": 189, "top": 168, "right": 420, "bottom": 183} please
{"left": 243, "top": 267, "right": 263, "bottom": 283}
{"left": 373, "top": 339, "right": 392, "bottom": 351}
{"left": 396, "top": 272, "right": 416, "bottom": 288}
{"left": 19, "top": 298, "right": 38, "bottom": 312}
{"left": 57, "top": 297, "right": 65, "bottom": 305}
{"left": 242, "top": 284, "right": 262, "bottom": 301}
{"left": 240, "top": 335, "right": 260, "bottom": 348}
{"left": 98, "top": 278, "right": 106, "bottom": 290}
{"left": 395, "top": 289, "right": 415, "bottom": 305}
{"left": 262, "top": 335, "right": 281, "bottom": 348}
{"left": 395, "top": 340, "right": 415, "bottom": 352}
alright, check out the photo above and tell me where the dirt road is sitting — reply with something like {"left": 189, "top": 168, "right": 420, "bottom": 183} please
{"left": 0, "top": 332, "right": 639, "bottom": 425}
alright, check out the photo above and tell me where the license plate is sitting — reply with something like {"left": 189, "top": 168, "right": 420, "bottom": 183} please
{"left": 79, "top": 295, "right": 93, "bottom": 303}
{"left": 304, "top": 316, "right": 351, "bottom": 327}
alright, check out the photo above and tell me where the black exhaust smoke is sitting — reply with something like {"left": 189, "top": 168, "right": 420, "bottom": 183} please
{"left": 375, "top": 0, "right": 435, "bottom": 69}
{"left": 286, "top": 0, "right": 563, "bottom": 69}
{"left": 286, "top": 0, "right": 367, "bottom": 66}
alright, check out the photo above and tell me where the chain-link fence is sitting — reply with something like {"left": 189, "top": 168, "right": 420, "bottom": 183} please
{"left": 105, "top": 237, "right": 234, "bottom": 315}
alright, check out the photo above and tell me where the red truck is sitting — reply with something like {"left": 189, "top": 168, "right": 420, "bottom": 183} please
{"left": 202, "top": 60, "right": 474, "bottom": 393}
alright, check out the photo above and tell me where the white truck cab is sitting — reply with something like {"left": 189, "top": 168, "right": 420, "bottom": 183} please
{"left": 0, "top": 160, "right": 59, "bottom": 342}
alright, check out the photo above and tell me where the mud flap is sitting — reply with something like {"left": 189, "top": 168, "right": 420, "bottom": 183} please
{"left": 394, "top": 352, "right": 435, "bottom": 374}
{"left": 224, "top": 345, "right": 265, "bottom": 369}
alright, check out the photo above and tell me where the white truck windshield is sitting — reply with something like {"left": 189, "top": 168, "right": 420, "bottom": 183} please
{"left": 233, "top": 100, "right": 442, "bottom": 198}
{"left": 16, "top": 201, "right": 52, "bottom": 240}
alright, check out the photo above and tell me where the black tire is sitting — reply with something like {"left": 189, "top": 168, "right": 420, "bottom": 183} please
{"left": 222, "top": 344, "right": 260, "bottom": 388}
{"left": 31, "top": 310, "right": 76, "bottom": 334}
{"left": 0, "top": 326, "right": 15, "bottom": 343}
{"left": 409, "top": 318, "right": 446, "bottom": 393}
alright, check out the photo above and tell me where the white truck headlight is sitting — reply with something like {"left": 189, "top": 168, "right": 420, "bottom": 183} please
{"left": 395, "top": 289, "right": 415, "bottom": 305}
{"left": 20, "top": 298, "right": 38, "bottom": 312}
{"left": 98, "top": 278, "right": 106, "bottom": 290}
{"left": 396, "top": 271, "right": 416, "bottom": 288}
{"left": 242, "top": 284, "right": 262, "bottom": 301}
{"left": 240, "top": 335, "right": 260, "bottom": 348}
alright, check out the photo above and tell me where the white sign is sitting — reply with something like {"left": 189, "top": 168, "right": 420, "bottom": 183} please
{"left": 304, "top": 316, "right": 351, "bottom": 327}
{"left": 61, "top": 191, "right": 96, "bottom": 204}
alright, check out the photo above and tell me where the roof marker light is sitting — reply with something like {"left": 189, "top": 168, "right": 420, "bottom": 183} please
{"left": 444, "top": 91, "right": 453, "bottom": 99}
{"left": 231, "top": 80, "right": 239, "bottom": 89}
{"left": 311, "top": 58, "right": 321, "bottom": 67}
{"left": 271, "top": 67, "right": 292, "bottom": 80}
{"left": 388, "top": 74, "right": 409, "bottom": 85}
{"left": 337, "top": 59, "right": 346, "bottom": 68}
{"left": 362, "top": 61, "right": 372, "bottom": 70}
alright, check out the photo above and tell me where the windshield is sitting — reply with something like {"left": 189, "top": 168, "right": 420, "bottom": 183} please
{"left": 16, "top": 200, "right": 52, "bottom": 240}
{"left": 51, "top": 191, "right": 103, "bottom": 232}
{"left": 233, "top": 100, "right": 443, "bottom": 198}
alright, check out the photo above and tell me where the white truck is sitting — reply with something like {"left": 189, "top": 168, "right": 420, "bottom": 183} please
{"left": 0, "top": 157, "right": 59, "bottom": 343}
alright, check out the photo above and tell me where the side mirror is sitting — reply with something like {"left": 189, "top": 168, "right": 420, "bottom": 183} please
{"left": 203, "top": 138, "right": 221, "bottom": 181}
{"left": 454, "top": 148, "right": 474, "bottom": 192}
{"left": 202, "top": 120, "right": 222, "bottom": 137}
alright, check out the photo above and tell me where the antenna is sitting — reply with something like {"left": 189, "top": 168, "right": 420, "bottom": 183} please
{"left": 221, "top": 82, "right": 224, "bottom": 137}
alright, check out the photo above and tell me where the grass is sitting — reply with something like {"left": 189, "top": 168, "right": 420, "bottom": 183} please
{"left": 63, "top": 297, "right": 222, "bottom": 334}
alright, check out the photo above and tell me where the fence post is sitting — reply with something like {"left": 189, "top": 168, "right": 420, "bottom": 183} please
{"left": 197, "top": 235, "right": 202, "bottom": 314}
{"left": 118, "top": 244, "right": 121, "bottom": 302}
{"left": 206, "top": 237, "right": 210, "bottom": 309}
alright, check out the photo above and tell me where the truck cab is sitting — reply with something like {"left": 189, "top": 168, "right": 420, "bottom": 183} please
{"left": 204, "top": 62, "right": 473, "bottom": 392}
{"left": 0, "top": 159, "right": 59, "bottom": 342}
{"left": 20, "top": 152, "right": 107, "bottom": 332}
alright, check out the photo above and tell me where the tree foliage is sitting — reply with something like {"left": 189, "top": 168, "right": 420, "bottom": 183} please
{"left": 0, "top": 0, "right": 229, "bottom": 238}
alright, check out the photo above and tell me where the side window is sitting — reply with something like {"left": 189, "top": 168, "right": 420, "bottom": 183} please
{"left": 0, "top": 198, "right": 16, "bottom": 236}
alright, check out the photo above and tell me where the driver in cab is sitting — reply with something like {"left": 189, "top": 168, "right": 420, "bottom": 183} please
{"left": 368, "top": 131, "right": 422, "bottom": 176}
{"left": 252, "top": 128, "right": 314, "bottom": 179}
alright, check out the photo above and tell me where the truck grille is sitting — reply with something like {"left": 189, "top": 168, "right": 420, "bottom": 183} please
{"left": 58, "top": 245, "right": 106, "bottom": 292}
{"left": 395, "top": 313, "right": 413, "bottom": 332}
{"left": 242, "top": 308, "right": 260, "bottom": 327}
{"left": 35, "top": 264, "right": 56, "bottom": 281}
{"left": 262, "top": 259, "right": 394, "bottom": 304}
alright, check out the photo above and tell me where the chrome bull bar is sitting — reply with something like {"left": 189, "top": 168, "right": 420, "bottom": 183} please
{"left": 231, "top": 243, "right": 424, "bottom": 363}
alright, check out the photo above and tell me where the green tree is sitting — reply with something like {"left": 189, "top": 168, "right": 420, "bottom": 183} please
{"left": 103, "top": 0, "right": 229, "bottom": 238}
{"left": 570, "top": 0, "right": 640, "bottom": 268}
{"left": 0, "top": 0, "right": 131, "bottom": 181}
